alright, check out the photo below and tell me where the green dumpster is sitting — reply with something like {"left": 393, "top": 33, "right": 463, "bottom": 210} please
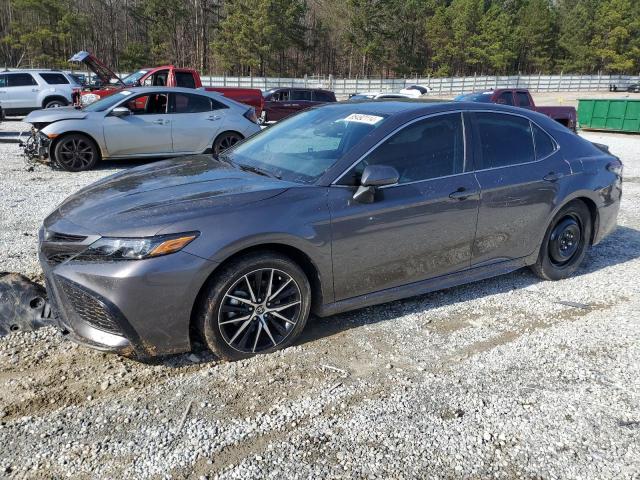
{"left": 578, "top": 98, "right": 640, "bottom": 133}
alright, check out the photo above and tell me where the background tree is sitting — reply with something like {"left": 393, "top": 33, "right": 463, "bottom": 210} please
{"left": 1, "top": 0, "right": 639, "bottom": 76}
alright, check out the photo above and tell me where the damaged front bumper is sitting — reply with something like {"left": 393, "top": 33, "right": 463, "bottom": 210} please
{"left": 20, "top": 128, "right": 51, "bottom": 163}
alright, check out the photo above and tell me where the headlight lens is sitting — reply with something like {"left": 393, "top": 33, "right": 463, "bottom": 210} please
{"left": 76, "top": 232, "right": 199, "bottom": 261}
{"left": 81, "top": 93, "right": 100, "bottom": 106}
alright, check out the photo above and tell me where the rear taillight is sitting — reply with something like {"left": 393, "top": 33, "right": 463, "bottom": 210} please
{"left": 244, "top": 108, "right": 258, "bottom": 124}
{"left": 607, "top": 159, "right": 623, "bottom": 176}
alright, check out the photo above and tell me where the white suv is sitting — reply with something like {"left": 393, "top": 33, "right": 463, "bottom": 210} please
{"left": 0, "top": 70, "right": 81, "bottom": 117}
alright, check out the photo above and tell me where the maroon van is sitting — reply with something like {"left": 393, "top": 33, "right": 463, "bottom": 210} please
{"left": 261, "top": 87, "right": 336, "bottom": 123}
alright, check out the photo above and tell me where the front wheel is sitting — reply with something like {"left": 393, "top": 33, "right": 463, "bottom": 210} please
{"left": 197, "top": 252, "right": 311, "bottom": 361}
{"left": 531, "top": 201, "right": 592, "bottom": 281}
{"left": 53, "top": 134, "right": 100, "bottom": 172}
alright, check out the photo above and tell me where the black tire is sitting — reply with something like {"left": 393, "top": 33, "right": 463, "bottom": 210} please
{"left": 197, "top": 251, "right": 311, "bottom": 361}
{"left": 44, "top": 98, "right": 68, "bottom": 109}
{"left": 52, "top": 133, "right": 100, "bottom": 172}
{"left": 212, "top": 131, "right": 243, "bottom": 157}
{"left": 531, "top": 201, "right": 592, "bottom": 281}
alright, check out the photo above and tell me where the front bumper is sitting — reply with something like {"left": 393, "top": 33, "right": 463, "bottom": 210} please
{"left": 40, "top": 228, "right": 215, "bottom": 357}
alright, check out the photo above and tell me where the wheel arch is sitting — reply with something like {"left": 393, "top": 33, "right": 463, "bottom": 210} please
{"left": 189, "top": 242, "right": 325, "bottom": 347}
{"left": 41, "top": 95, "right": 69, "bottom": 108}
{"left": 547, "top": 194, "right": 600, "bottom": 246}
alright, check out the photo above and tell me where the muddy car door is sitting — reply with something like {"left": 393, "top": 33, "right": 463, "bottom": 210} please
{"left": 469, "top": 111, "right": 570, "bottom": 265}
{"left": 169, "top": 92, "right": 225, "bottom": 154}
{"left": 102, "top": 92, "right": 173, "bottom": 157}
{"left": 329, "top": 113, "right": 480, "bottom": 300}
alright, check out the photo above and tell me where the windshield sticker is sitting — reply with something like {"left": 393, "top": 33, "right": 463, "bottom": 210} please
{"left": 343, "top": 113, "right": 384, "bottom": 125}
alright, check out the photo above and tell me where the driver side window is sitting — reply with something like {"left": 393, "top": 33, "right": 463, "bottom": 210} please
{"left": 345, "top": 113, "right": 465, "bottom": 185}
{"left": 124, "top": 93, "right": 168, "bottom": 115}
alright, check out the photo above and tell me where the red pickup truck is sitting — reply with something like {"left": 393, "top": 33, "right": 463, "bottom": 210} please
{"left": 69, "top": 51, "right": 263, "bottom": 115}
{"left": 455, "top": 89, "right": 577, "bottom": 131}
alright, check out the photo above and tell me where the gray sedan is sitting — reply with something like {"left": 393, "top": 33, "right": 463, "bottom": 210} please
{"left": 39, "top": 101, "right": 622, "bottom": 360}
{"left": 23, "top": 87, "right": 261, "bottom": 171}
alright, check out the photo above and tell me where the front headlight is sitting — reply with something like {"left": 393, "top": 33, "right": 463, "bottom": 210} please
{"left": 75, "top": 232, "right": 199, "bottom": 261}
{"left": 81, "top": 93, "right": 100, "bottom": 106}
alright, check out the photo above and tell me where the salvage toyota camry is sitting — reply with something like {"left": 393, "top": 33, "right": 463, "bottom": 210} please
{"left": 39, "top": 101, "right": 622, "bottom": 360}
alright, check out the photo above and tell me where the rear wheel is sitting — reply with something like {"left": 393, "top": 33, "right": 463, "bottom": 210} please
{"left": 212, "top": 131, "right": 243, "bottom": 157}
{"left": 53, "top": 134, "right": 100, "bottom": 172}
{"left": 531, "top": 201, "right": 592, "bottom": 281}
{"left": 197, "top": 252, "right": 311, "bottom": 361}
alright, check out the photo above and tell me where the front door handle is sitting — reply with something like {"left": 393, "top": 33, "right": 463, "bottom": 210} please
{"left": 31, "top": 88, "right": 39, "bottom": 92}
{"left": 207, "top": 115, "right": 222, "bottom": 121}
{"left": 543, "top": 172, "right": 564, "bottom": 182}
{"left": 449, "top": 187, "right": 478, "bottom": 201}
{"left": 152, "top": 119, "right": 169, "bottom": 125}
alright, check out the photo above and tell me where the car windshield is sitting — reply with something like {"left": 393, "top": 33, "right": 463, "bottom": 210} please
{"left": 454, "top": 92, "right": 493, "bottom": 102}
{"left": 121, "top": 70, "right": 149, "bottom": 86}
{"left": 226, "top": 106, "right": 389, "bottom": 184}
{"left": 82, "top": 91, "right": 131, "bottom": 112}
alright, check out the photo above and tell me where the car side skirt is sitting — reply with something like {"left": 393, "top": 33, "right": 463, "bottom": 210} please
{"left": 315, "top": 253, "right": 538, "bottom": 317}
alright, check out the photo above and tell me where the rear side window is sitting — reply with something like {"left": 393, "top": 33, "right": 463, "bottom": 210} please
{"left": 291, "top": 90, "right": 312, "bottom": 101}
{"left": 7, "top": 73, "right": 37, "bottom": 87}
{"left": 172, "top": 93, "right": 211, "bottom": 113}
{"left": 516, "top": 92, "right": 531, "bottom": 107}
{"left": 532, "top": 123, "right": 556, "bottom": 159}
{"left": 474, "top": 112, "right": 535, "bottom": 169}
{"left": 313, "top": 91, "right": 335, "bottom": 102}
{"left": 39, "top": 73, "right": 69, "bottom": 85}
{"left": 175, "top": 72, "right": 196, "bottom": 88}
{"left": 496, "top": 91, "right": 514, "bottom": 105}
{"left": 271, "top": 90, "right": 290, "bottom": 101}
{"left": 355, "top": 113, "right": 465, "bottom": 184}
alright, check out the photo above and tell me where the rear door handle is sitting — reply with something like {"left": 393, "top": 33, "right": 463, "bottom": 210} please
{"left": 31, "top": 88, "right": 39, "bottom": 92}
{"left": 449, "top": 187, "right": 478, "bottom": 201}
{"left": 207, "top": 115, "right": 222, "bottom": 121}
{"left": 543, "top": 172, "right": 564, "bottom": 182}
{"left": 152, "top": 119, "right": 169, "bottom": 125}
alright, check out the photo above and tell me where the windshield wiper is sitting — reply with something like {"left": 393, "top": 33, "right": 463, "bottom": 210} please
{"left": 238, "top": 164, "right": 281, "bottom": 179}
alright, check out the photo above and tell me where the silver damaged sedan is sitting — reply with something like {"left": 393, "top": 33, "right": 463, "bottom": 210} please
{"left": 22, "top": 87, "right": 261, "bottom": 171}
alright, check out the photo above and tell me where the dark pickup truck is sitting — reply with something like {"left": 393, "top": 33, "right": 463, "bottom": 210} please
{"left": 455, "top": 89, "right": 577, "bottom": 131}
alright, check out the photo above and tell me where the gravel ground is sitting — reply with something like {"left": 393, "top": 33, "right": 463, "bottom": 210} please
{"left": 0, "top": 131, "right": 639, "bottom": 479}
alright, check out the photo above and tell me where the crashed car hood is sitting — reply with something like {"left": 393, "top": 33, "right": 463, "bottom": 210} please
{"left": 44, "top": 155, "right": 293, "bottom": 237}
{"left": 24, "top": 108, "right": 88, "bottom": 125}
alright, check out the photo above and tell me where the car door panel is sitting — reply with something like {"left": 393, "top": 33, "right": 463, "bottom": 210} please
{"left": 329, "top": 175, "right": 480, "bottom": 300}
{"left": 170, "top": 92, "right": 224, "bottom": 153}
{"left": 102, "top": 93, "right": 172, "bottom": 157}
{"left": 470, "top": 112, "right": 571, "bottom": 265}
{"left": 103, "top": 115, "right": 172, "bottom": 156}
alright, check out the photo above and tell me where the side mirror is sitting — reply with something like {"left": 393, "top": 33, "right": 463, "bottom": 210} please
{"left": 353, "top": 165, "right": 399, "bottom": 203}
{"left": 111, "top": 106, "right": 131, "bottom": 118}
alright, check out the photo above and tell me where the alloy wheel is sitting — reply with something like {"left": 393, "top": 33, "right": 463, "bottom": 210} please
{"left": 218, "top": 268, "right": 302, "bottom": 353}
{"left": 57, "top": 138, "right": 95, "bottom": 171}
{"left": 214, "top": 133, "right": 242, "bottom": 155}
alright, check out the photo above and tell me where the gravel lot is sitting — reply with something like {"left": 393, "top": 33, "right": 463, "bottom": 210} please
{"left": 0, "top": 125, "right": 639, "bottom": 479}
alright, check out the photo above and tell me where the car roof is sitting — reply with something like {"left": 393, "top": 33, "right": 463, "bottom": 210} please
{"left": 328, "top": 98, "right": 549, "bottom": 119}
{"left": 115, "top": 86, "right": 222, "bottom": 96}
{"left": 2, "top": 69, "right": 65, "bottom": 73}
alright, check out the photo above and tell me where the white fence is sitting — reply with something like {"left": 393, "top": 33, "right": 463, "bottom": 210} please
{"left": 200, "top": 74, "right": 640, "bottom": 96}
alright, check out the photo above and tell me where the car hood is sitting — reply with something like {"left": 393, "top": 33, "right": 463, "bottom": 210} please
{"left": 69, "top": 51, "right": 124, "bottom": 86}
{"left": 24, "top": 108, "right": 88, "bottom": 125}
{"left": 44, "top": 155, "right": 293, "bottom": 237}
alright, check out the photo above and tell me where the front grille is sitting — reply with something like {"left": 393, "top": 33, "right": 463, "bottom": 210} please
{"left": 46, "top": 252, "right": 77, "bottom": 266}
{"left": 58, "top": 279, "right": 122, "bottom": 335}
{"left": 47, "top": 231, "right": 87, "bottom": 243}
{"left": 41, "top": 231, "right": 89, "bottom": 266}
